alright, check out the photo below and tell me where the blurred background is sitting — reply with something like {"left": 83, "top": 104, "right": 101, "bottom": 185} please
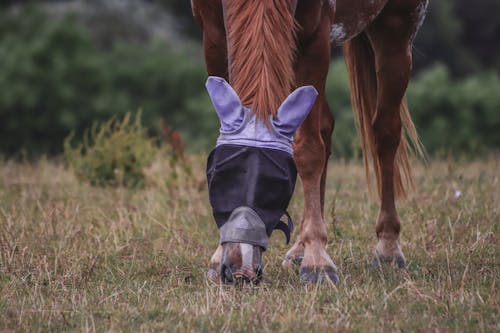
{"left": 0, "top": 0, "right": 499, "bottom": 158}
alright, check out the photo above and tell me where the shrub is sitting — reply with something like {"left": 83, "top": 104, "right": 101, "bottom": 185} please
{"left": 1, "top": 7, "right": 499, "bottom": 158}
{"left": 325, "top": 61, "right": 500, "bottom": 158}
{"left": 407, "top": 64, "right": 500, "bottom": 156}
{"left": 0, "top": 7, "right": 213, "bottom": 156}
{"left": 64, "top": 112, "right": 158, "bottom": 188}
{"left": 325, "top": 61, "right": 360, "bottom": 159}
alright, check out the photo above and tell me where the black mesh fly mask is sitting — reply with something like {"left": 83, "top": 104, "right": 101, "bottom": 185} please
{"left": 205, "top": 76, "right": 318, "bottom": 250}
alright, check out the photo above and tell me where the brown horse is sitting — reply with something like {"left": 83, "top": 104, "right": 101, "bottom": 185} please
{"left": 192, "top": 0, "right": 427, "bottom": 284}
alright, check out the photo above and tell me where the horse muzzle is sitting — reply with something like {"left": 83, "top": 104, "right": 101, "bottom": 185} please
{"left": 220, "top": 242, "right": 263, "bottom": 285}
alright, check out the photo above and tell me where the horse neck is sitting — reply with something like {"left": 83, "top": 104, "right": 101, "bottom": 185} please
{"left": 224, "top": 0, "right": 297, "bottom": 121}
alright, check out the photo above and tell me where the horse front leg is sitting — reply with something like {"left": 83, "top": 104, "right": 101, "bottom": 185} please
{"left": 282, "top": 7, "right": 338, "bottom": 284}
{"left": 192, "top": 0, "right": 228, "bottom": 280}
{"left": 192, "top": 0, "right": 228, "bottom": 79}
{"left": 282, "top": 104, "right": 334, "bottom": 269}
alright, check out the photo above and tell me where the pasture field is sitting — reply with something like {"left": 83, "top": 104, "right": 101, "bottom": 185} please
{"left": 0, "top": 156, "right": 498, "bottom": 332}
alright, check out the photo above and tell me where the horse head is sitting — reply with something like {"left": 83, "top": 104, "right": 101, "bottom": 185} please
{"left": 205, "top": 76, "right": 317, "bottom": 284}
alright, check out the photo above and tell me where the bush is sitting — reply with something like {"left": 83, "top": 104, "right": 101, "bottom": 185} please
{"left": 325, "top": 61, "right": 500, "bottom": 158}
{"left": 64, "top": 112, "right": 158, "bottom": 187}
{"left": 1, "top": 7, "right": 499, "bottom": 158}
{"left": 325, "top": 61, "right": 360, "bottom": 159}
{"left": 0, "top": 7, "right": 216, "bottom": 156}
{"left": 407, "top": 64, "right": 500, "bottom": 156}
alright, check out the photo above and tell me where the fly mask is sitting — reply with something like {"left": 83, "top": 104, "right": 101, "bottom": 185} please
{"left": 205, "top": 76, "right": 318, "bottom": 250}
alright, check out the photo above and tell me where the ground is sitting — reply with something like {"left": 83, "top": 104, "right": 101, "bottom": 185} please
{"left": 0, "top": 155, "right": 498, "bottom": 332}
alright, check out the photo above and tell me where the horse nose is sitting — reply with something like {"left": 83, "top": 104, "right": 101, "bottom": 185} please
{"left": 220, "top": 243, "right": 263, "bottom": 285}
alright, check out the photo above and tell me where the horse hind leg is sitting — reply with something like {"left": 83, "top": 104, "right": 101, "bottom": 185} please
{"left": 366, "top": 0, "right": 426, "bottom": 268}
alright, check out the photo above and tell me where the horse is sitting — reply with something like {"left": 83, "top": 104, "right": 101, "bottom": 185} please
{"left": 192, "top": 0, "right": 428, "bottom": 284}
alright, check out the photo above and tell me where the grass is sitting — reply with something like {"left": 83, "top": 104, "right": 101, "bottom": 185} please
{"left": 0, "top": 155, "right": 498, "bottom": 332}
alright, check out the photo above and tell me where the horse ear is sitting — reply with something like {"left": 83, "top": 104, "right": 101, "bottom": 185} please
{"left": 206, "top": 76, "right": 245, "bottom": 131}
{"left": 274, "top": 86, "right": 318, "bottom": 138}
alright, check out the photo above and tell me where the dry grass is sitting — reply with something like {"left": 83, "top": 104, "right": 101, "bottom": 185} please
{"left": 0, "top": 155, "right": 498, "bottom": 332}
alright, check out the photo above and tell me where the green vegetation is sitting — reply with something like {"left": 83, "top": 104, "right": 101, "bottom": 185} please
{"left": 0, "top": 5, "right": 499, "bottom": 157}
{"left": 415, "top": 0, "right": 500, "bottom": 75}
{"left": 408, "top": 65, "right": 500, "bottom": 156}
{"left": 326, "top": 62, "right": 500, "bottom": 158}
{"left": 0, "top": 2, "right": 497, "bottom": 331}
{"left": 0, "top": 156, "right": 497, "bottom": 331}
{"left": 64, "top": 112, "right": 158, "bottom": 188}
{"left": 0, "top": 8, "right": 216, "bottom": 155}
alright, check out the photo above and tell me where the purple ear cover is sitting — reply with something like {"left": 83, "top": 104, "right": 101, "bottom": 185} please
{"left": 205, "top": 76, "right": 246, "bottom": 132}
{"left": 206, "top": 76, "right": 318, "bottom": 153}
{"left": 273, "top": 86, "right": 318, "bottom": 139}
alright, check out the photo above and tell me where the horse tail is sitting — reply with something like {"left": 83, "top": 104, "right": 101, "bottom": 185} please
{"left": 224, "top": 0, "right": 297, "bottom": 121}
{"left": 343, "top": 32, "right": 424, "bottom": 198}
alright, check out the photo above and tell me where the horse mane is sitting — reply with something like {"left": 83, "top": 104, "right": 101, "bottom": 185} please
{"left": 224, "top": 0, "right": 297, "bottom": 121}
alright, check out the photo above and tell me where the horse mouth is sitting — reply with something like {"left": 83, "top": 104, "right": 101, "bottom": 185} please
{"left": 221, "top": 264, "right": 263, "bottom": 285}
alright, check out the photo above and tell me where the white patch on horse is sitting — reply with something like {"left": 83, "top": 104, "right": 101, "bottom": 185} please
{"left": 411, "top": 0, "right": 429, "bottom": 40}
{"left": 240, "top": 243, "right": 253, "bottom": 269}
{"left": 415, "top": 0, "right": 429, "bottom": 31}
{"left": 330, "top": 23, "right": 346, "bottom": 43}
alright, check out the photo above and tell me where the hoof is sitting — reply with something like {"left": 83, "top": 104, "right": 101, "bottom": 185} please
{"left": 282, "top": 254, "right": 304, "bottom": 268}
{"left": 369, "top": 255, "right": 406, "bottom": 269}
{"left": 282, "top": 242, "right": 305, "bottom": 268}
{"left": 207, "top": 263, "right": 220, "bottom": 281}
{"left": 299, "top": 266, "right": 339, "bottom": 285}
